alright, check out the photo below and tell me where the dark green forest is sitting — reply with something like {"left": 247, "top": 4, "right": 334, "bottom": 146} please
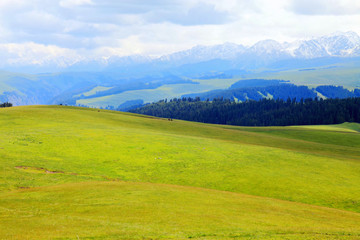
{"left": 130, "top": 97, "right": 360, "bottom": 126}
{"left": 0, "top": 102, "right": 12, "bottom": 108}
{"left": 184, "top": 84, "right": 360, "bottom": 102}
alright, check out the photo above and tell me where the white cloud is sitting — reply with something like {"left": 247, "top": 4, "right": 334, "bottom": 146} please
{"left": 0, "top": 0, "right": 27, "bottom": 8}
{"left": 145, "top": 3, "right": 231, "bottom": 25}
{"left": 0, "top": 42, "right": 82, "bottom": 67}
{"left": 59, "top": 0, "right": 94, "bottom": 8}
{"left": 289, "top": 0, "right": 360, "bottom": 15}
{"left": 0, "top": 0, "right": 359, "bottom": 70}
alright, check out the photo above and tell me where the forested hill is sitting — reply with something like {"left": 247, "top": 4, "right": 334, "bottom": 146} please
{"left": 183, "top": 84, "right": 360, "bottom": 102}
{"left": 130, "top": 97, "right": 360, "bottom": 126}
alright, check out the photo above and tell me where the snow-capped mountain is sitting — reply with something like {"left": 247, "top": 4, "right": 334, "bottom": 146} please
{"left": 290, "top": 40, "right": 329, "bottom": 58}
{"left": 318, "top": 31, "right": 360, "bottom": 56}
{"left": 248, "top": 39, "right": 284, "bottom": 55}
{"left": 1, "top": 31, "right": 359, "bottom": 73}
{"left": 157, "top": 31, "right": 360, "bottom": 64}
{"left": 158, "top": 42, "right": 246, "bottom": 65}
{"left": 286, "top": 31, "right": 360, "bottom": 58}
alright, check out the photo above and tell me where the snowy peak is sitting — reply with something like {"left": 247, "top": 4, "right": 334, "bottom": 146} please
{"left": 2, "top": 31, "right": 359, "bottom": 73}
{"left": 157, "top": 31, "right": 360, "bottom": 65}
{"left": 288, "top": 31, "right": 360, "bottom": 58}
{"left": 250, "top": 39, "right": 283, "bottom": 53}
{"left": 248, "top": 31, "right": 360, "bottom": 58}
{"left": 322, "top": 31, "right": 360, "bottom": 44}
{"left": 317, "top": 31, "right": 360, "bottom": 56}
{"left": 292, "top": 40, "right": 329, "bottom": 58}
{"left": 159, "top": 43, "right": 246, "bottom": 64}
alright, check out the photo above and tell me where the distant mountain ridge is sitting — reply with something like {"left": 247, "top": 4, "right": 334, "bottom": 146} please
{"left": 1, "top": 31, "right": 359, "bottom": 73}
{"left": 182, "top": 83, "right": 360, "bottom": 104}
{"left": 65, "top": 31, "right": 360, "bottom": 73}
{"left": 0, "top": 31, "right": 360, "bottom": 107}
{"left": 159, "top": 31, "right": 360, "bottom": 64}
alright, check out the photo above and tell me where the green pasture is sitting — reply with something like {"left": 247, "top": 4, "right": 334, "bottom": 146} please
{"left": 77, "top": 64, "right": 360, "bottom": 108}
{"left": 76, "top": 78, "right": 240, "bottom": 108}
{"left": 254, "top": 65, "right": 360, "bottom": 88}
{"left": 0, "top": 106, "right": 360, "bottom": 239}
{"left": 1, "top": 182, "right": 360, "bottom": 240}
{"left": 73, "top": 86, "right": 114, "bottom": 98}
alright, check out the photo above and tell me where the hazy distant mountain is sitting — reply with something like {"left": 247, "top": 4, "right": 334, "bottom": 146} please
{"left": 157, "top": 31, "right": 360, "bottom": 65}
{"left": 157, "top": 43, "right": 246, "bottom": 65}
{"left": 1, "top": 31, "right": 360, "bottom": 107}
{"left": 1, "top": 31, "right": 359, "bottom": 73}
{"left": 100, "top": 31, "right": 360, "bottom": 74}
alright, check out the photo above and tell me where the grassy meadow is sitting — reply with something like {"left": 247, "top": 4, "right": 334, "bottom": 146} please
{"left": 76, "top": 62, "right": 360, "bottom": 108}
{"left": 254, "top": 65, "right": 360, "bottom": 88}
{"left": 0, "top": 105, "right": 360, "bottom": 239}
{"left": 76, "top": 78, "right": 241, "bottom": 108}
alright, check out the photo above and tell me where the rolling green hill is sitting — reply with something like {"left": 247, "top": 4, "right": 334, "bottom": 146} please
{"left": 77, "top": 67, "right": 360, "bottom": 109}
{"left": 1, "top": 59, "right": 359, "bottom": 109}
{"left": 75, "top": 78, "right": 241, "bottom": 108}
{"left": 1, "top": 106, "right": 360, "bottom": 239}
{"left": 254, "top": 64, "right": 360, "bottom": 88}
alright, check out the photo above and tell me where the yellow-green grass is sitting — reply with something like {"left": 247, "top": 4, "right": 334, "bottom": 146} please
{"left": 1, "top": 181, "right": 360, "bottom": 240}
{"left": 1, "top": 106, "right": 360, "bottom": 209}
{"left": 1, "top": 106, "right": 360, "bottom": 239}
{"left": 291, "top": 123, "right": 360, "bottom": 133}
{"left": 225, "top": 124, "right": 360, "bottom": 150}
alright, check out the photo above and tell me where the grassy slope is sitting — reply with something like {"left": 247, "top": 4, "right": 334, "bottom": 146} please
{"left": 73, "top": 86, "right": 114, "bottom": 98}
{"left": 0, "top": 71, "right": 40, "bottom": 94}
{"left": 1, "top": 182, "right": 360, "bottom": 240}
{"left": 76, "top": 78, "right": 240, "bottom": 108}
{"left": 77, "top": 66, "right": 360, "bottom": 108}
{"left": 253, "top": 65, "right": 360, "bottom": 88}
{"left": 1, "top": 106, "right": 360, "bottom": 239}
{"left": 291, "top": 123, "right": 360, "bottom": 133}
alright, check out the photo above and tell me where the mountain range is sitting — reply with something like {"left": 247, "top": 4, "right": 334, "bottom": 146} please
{"left": 0, "top": 31, "right": 359, "bottom": 107}
{"left": 158, "top": 31, "right": 360, "bottom": 64}
{"left": 1, "top": 31, "right": 360, "bottom": 73}
{"left": 66, "top": 31, "right": 360, "bottom": 77}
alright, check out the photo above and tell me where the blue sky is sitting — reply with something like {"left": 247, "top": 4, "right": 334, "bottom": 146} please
{"left": 0, "top": 0, "right": 359, "bottom": 68}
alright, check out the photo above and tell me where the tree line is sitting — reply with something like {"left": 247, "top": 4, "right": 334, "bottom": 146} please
{"left": 0, "top": 102, "right": 12, "bottom": 108}
{"left": 130, "top": 97, "right": 360, "bottom": 126}
{"left": 184, "top": 84, "right": 360, "bottom": 103}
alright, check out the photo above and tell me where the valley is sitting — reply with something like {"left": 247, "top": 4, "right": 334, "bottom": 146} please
{"left": 1, "top": 32, "right": 360, "bottom": 110}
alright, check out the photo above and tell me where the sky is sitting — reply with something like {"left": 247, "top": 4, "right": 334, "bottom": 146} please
{"left": 0, "top": 0, "right": 360, "bottom": 67}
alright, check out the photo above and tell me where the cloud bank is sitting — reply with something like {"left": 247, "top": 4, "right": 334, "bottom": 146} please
{"left": 0, "top": 0, "right": 359, "bottom": 70}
